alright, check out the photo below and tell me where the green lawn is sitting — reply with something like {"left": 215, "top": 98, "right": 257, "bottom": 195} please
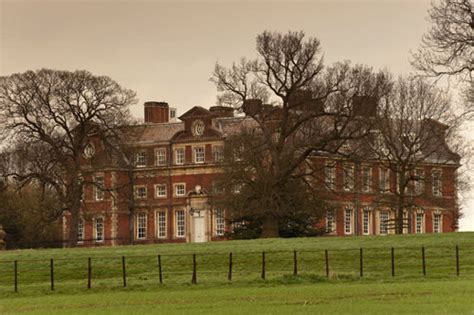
{"left": 1, "top": 233, "right": 473, "bottom": 314}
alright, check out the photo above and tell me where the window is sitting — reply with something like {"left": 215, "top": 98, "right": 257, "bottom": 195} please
{"left": 174, "top": 183, "right": 186, "bottom": 196}
{"left": 325, "top": 162, "right": 336, "bottom": 190}
{"left": 344, "top": 207, "right": 352, "bottom": 235}
{"left": 94, "top": 176, "right": 104, "bottom": 201}
{"left": 379, "top": 167, "right": 390, "bottom": 193}
{"left": 216, "top": 208, "right": 225, "bottom": 236}
{"left": 134, "top": 186, "right": 147, "bottom": 199}
{"left": 433, "top": 213, "right": 442, "bottom": 233}
{"left": 155, "top": 148, "right": 166, "bottom": 166}
{"left": 432, "top": 169, "right": 442, "bottom": 196}
{"left": 363, "top": 209, "right": 370, "bottom": 235}
{"left": 155, "top": 184, "right": 167, "bottom": 198}
{"left": 403, "top": 211, "right": 409, "bottom": 234}
{"left": 77, "top": 219, "right": 85, "bottom": 243}
{"left": 212, "top": 181, "right": 224, "bottom": 195}
{"left": 170, "top": 108, "right": 176, "bottom": 119}
{"left": 94, "top": 217, "right": 104, "bottom": 242}
{"left": 194, "top": 146, "right": 205, "bottom": 164}
{"left": 157, "top": 211, "right": 167, "bottom": 238}
{"left": 379, "top": 211, "right": 389, "bottom": 235}
{"left": 135, "top": 151, "right": 147, "bottom": 167}
{"left": 415, "top": 212, "right": 424, "bottom": 234}
{"left": 361, "top": 166, "right": 372, "bottom": 193}
{"left": 136, "top": 213, "right": 147, "bottom": 240}
{"left": 213, "top": 145, "right": 224, "bottom": 163}
{"left": 414, "top": 169, "right": 424, "bottom": 195}
{"left": 326, "top": 210, "right": 336, "bottom": 233}
{"left": 175, "top": 148, "right": 185, "bottom": 165}
{"left": 343, "top": 164, "right": 354, "bottom": 191}
{"left": 176, "top": 210, "right": 186, "bottom": 237}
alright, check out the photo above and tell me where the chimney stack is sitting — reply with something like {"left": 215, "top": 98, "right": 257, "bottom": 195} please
{"left": 144, "top": 101, "right": 169, "bottom": 123}
{"left": 352, "top": 96, "right": 377, "bottom": 117}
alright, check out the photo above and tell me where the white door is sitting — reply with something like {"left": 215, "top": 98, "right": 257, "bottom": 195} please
{"left": 193, "top": 216, "right": 206, "bottom": 243}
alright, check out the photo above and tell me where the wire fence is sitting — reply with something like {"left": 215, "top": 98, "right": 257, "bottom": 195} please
{"left": 1, "top": 244, "right": 473, "bottom": 293}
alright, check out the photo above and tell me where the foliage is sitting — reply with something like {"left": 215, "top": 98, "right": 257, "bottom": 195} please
{"left": 0, "top": 69, "right": 136, "bottom": 243}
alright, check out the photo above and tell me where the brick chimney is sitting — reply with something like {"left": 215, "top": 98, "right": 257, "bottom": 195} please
{"left": 144, "top": 101, "right": 169, "bottom": 123}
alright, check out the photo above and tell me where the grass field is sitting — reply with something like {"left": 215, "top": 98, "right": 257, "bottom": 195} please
{"left": 1, "top": 232, "right": 474, "bottom": 314}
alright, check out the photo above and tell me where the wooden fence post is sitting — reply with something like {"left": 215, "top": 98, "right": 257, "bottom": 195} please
{"left": 421, "top": 246, "right": 426, "bottom": 276}
{"left": 157, "top": 255, "right": 163, "bottom": 284}
{"left": 391, "top": 247, "right": 395, "bottom": 277}
{"left": 122, "top": 256, "right": 127, "bottom": 287}
{"left": 228, "top": 252, "right": 232, "bottom": 281}
{"left": 359, "top": 248, "right": 363, "bottom": 277}
{"left": 87, "top": 257, "right": 92, "bottom": 289}
{"left": 456, "top": 245, "right": 460, "bottom": 276}
{"left": 14, "top": 260, "right": 18, "bottom": 293}
{"left": 191, "top": 254, "right": 197, "bottom": 284}
{"left": 261, "top": 251, "right": 266, "bottom": 280}
{"left": 325, "top": 250, "right": 329, "bottom": 278}
{"left": 50, "top": 258, "right": 54, "bottom": 291}
{"left": 293, "top": 250, "right": 298, "bottom": 276}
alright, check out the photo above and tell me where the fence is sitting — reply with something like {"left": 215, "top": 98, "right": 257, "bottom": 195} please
{"left": 1, "top": 244, "right": 473, "bottom": 293}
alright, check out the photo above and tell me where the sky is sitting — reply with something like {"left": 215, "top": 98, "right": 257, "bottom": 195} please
{"left": 1, "top": 0, "right": 473, "bottom": 230}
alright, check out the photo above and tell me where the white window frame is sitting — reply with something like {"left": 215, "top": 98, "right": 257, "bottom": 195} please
{"left": 326, "top": 209, "right": 336, "bottom": 233}
{"left": 415, "top": 212, "right": 425, "bottom": 234}
{"left": 155, "top": 148, "right": 167, "bottom": 166}
{"left": 94, "top": 176, "right": 104, "bottom": 201}
{"left": 215, "top": 208, "right": 225, "bottom": 236}
{"left": 343, "top": 164, "right": 354, "bottom": 191}
{"left": 174, "top": 183, "right": 186, "bottom": 197}
{"left": 176, "top": 210, "right": 186, "bottom": 238}
{"left": 379, "top": 211, "right": 389, "bottom": 235}
{"left": 414, "top": 169, "right": 424, "bottom": 195}
{"left": 362, "top": 208, "right": 371, "bottom": 235}
{"left": 156, "top": 211, "right": 167, "bottom": 239}
{"left": 77, "top": 218, "right": 85, "bottom": 243}
{"left": 432, "top": 169, "right": 442, "bottom": 196}
{"left": 155, "top": 184, "right": 167, "bottom": 198}
{"left": 344, "top": 207, "right": 353, "bottom": 235}
{"left": 325, "top": 162, "right": 336, "bottom": 190}
{"left": 135, "top": 151, "right": 147, "bottom": 167}
{"left": 194, "top": 146, "right": 205, "bottom": 164}
{"left": 136, "top": 213, "right": 147, "bottom": 240}
{"left": 94, "top": 217, "right": 104, "bottom": 243}
{"left": 379, "top": 167, "right": 390, "bottom": 193}
{"left": 134, "top": 185, "right": 147, "bottom": 199}
{"left": 175, "top": 148, "right": 185, "bottom": 165}
{"left": 433, "top": 212, "right": 442, "bottom": 233}
{"left": 361, "top": 166, "right": 372, "bottom": 193}
{"left": 213, "top": 145, "right": 224, "bottom": 163}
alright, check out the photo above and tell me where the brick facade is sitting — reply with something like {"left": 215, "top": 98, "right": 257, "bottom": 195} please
{"left": 63, "top": 101, "right": 460, "bottom": 246}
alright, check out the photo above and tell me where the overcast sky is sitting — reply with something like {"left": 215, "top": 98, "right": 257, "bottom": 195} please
{"left": 1, "top": 0, "right": 473, "bottom": 231}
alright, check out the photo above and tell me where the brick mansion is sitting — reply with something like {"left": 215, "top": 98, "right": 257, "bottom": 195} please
{"left": 65, "top": 99, "right": 460, "bottom": 245}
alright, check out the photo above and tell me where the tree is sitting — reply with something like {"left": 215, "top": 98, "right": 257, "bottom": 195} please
{"left": 411, "top": 0, "right": 473, "bottom": 114}
{"left": 365, "top": 76, "right": 462, "bottom": 234}
{"left": 0, "top": 69, "right": 136, "bottom": 244}
{"left": 211, "top": 31, "right": 392, "bottom": 237}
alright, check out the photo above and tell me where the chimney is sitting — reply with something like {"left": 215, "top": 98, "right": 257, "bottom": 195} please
{"left": 144, "top": 101, "right": 169, "bottom": 123}
{"left": 289, "top": 90, "right": 324, "bottom": 113}
{"left": 352, "top": 96, "right": 377, "bottom": 117}
{"left": 242, "top": 99, "right": 263, "bottom": 116}
{"left": 209, "top": 106, "right": 234, "bottom": 118}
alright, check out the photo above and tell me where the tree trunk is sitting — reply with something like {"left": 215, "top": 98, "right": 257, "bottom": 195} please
{"left": 261, "top": 216, "right": 279, "bottom": 238}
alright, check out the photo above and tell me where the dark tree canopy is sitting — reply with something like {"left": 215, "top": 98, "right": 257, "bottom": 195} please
{"left": 0, "top": 69, "right": 137, "bottom": 244}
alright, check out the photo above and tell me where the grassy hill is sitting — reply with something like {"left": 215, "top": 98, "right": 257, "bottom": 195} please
{"left": 1, "top": 232, "right": 474, "bottom": 314}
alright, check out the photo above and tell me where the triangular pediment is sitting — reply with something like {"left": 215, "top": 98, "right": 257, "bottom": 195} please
{"left": 178, "top": 106, "right": 212, "bottom": 121}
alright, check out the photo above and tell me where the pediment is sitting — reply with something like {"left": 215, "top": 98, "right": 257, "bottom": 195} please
{"left": 178, "top": 106, "right": 212, "bottom": 121}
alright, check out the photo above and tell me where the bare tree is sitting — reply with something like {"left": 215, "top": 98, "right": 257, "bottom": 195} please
{"left": 365, "top": 76, "right": 462, "bottom": 234}
{"left": 211, "top": 31, "right": 392, "bottom": 237}
{"left": 411, "top": 0, "right": 473, "bottom": 114}
{"left": 0, "top": 69, "right": 136, "bottom": 244}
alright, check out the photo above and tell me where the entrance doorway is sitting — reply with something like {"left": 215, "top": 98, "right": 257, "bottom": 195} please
{"left": 193, "top": 216, "right": 206, "bottom": 243}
